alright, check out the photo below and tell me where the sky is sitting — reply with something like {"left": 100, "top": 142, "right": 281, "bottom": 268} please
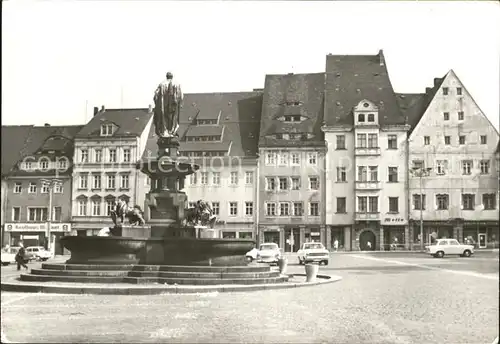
{"left": 2, "top": 1, "right": 499, "bottom": 130}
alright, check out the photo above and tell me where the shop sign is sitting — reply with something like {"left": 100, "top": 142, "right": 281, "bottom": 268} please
{"left": 311, "top": 232, "right": 320, "bottom": 237}
{"left": 382, "top": 217, "right": 406, "bottom": 224}
{"left": 5, "top": 223, "right": 71, "bottom": 232}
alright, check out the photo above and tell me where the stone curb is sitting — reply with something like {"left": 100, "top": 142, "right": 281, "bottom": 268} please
{"left": 0, "top": 274, "right": 342, "bottom": 295}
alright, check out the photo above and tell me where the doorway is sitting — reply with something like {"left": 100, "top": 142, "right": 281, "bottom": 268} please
{"left": 263, "top": 231, "right": 280, "bottom": 246}
{"left": 284, "top": 228, "right": 300, "bottom": 252}
{"left": 478, "top": 234, "right": 487, "bottom": 248}
{"left": 359, "top": 230, "right": 376, "bottom": 251}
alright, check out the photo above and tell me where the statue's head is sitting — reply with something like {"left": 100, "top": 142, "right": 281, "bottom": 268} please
{"left": 166, "top": 72, "right": 173, "bottom": 80}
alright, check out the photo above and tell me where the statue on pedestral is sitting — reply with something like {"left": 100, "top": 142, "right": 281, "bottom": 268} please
{"left": 153, "top": 72, "right": 183, "bottom": 138}
{"left": 184, "top": 199, "right": 217, "bottom": 228}
{"left": 110, "top": 200, "right": 146, "bottom": 235}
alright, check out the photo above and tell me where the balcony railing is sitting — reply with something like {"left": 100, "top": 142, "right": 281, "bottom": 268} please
{"left": 355, "top": 181, "right": 381, "bottom": 190}
{"left": 355, "top": 212, "right": 380, "bottom": 221}
{"left": 355, "top": 147, "right": 381, "bottom": 156}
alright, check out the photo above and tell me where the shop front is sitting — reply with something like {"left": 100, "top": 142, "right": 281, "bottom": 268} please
{"left": 217, "top": 222, "right": 255, "bottom": 240}
{"left": 3, "top": 223, "right": 72, "bottom": 255}
{"left": 463, "top": 221, "right": 499, "bottom": 249}
{"left": 411, "top": 220, "right": 454, "bottom": 247}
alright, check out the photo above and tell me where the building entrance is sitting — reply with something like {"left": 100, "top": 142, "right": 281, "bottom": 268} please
{"left": 359, "top": 230, "right": 376, "bottom": 251}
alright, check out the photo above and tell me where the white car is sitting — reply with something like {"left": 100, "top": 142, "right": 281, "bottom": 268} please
{"left": 426, "top": 239, "right": 474, "bottom": 258}
{"left": 245, "top": 243, "right": 281, "bottom": 264}
{"left": 26, "top": 246, "right": 52, "bottom": 261}
{"left": 1, "top": 248, "right": 17, "bottom": 266}
{"left": 297, "top": 242, "right": 329, "bottom": 265}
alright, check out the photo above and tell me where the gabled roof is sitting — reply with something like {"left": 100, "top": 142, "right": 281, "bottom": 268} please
{"left": 259, "top": 73, "right": 325, "bottom": 147}
{"left": 395, "top": 93, "right": 427, "bottom": 134}
{"left": 324, "top": 50, "right": 406, "bottom": 127}
{"left": 142, "top": 92, "right": 262, "bottom": 159}
{"left": 76, "top": 108, "right": 153, "bottom": 138}
{"left": 184, "top": 125, "right": 224, "bottom": 137}
{"left": 1, "top": 125, "right": 34, "bottom": 176}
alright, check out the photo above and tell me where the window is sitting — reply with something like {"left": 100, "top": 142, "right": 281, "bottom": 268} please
{"left": 309, "top": 176, "right": 319, "bottom": 190}
{"left": 54, "top": 183, "right": 63, "bottom": 193}
{"left": 29, "top": 182, "right": 37, "bottom": 193}
{"left": 293, "top": 202, "right": 303, "bottom": 216}
{"left": 462, "top": 194, "right": 474, "bottom": 210}
{"left": 266, "top": 202, "right": 276, "bottom": 216}
{"left": 358, "top": 114, "right": 365, "bottom": 122}
{"left": 291, "top": 153, "right": 300, "bottom": 165}
{"left": 483, "top": 194, "right": 496, "bottom": 210}
{"left": 109, "top": 149, "right": 117, "bottom": 163}
{"left": 336, "top": 167, "right": 347, "bottom": 182}
{"left": 480, "top": 160, "right": 490, "bottom": 174}
{"left": 388, "top": 167, "right": 398, "bottom": 182}
{"left": 40, "top": 160, "right": 49, "bottom": 170}
{"left": 92, "top": 175, "right": 101, "bottom": 189}
{"left": 443, "top": 112, "right": 449, "bottom": 121}
{"left": 336, "top": 197, "right": 346, "bottom": 213}
{"left": 368, "top": 134, "right": 378, "bottom": 148}
{"left": 279, "top": 177, "right": 288, "bottom": 190}
{"left": 101, "top": 124, "right": 114, "bottom": 136}
{"left": 369, "top": 196, "right": 378, "bottom": 212}
{"left": 211, "top": 172, "right": 220, "bottom": 185}
{"left": 458, "top": 111, "right": 464, "bottom": 121}
{"left": 266, "top": 177, "right": 276, "bottom": 191}
{"left": 424, "top": 136, "right": 430, "bottom": 145}
{"left": 358, "top": 166, "right": 368, "bottom": 182}
{"left": 243, "top": 171, "right": 253, "bottom": 185}
{"left": 57, "top": 159, "right": 67, "bottom": 169}
{"left": 92, "top": 199, "right": 101, "bottom": 216}
{"left": 212, "top": 202, "right": 220, "bottom": 216}
{"left": 413, "top": 194, "right": 426, "bottom": 210}
{"left": 444, "top": 136, "right": 451, "bottom": 145}
{"left": 12, "top": 207, "right": 21, "bottom": 221}
{"left": 41, "top": 184, "right": 49, "bottom": 193}
{"left": 230, "top": 172, "right": 238, "bottom": 185}
{"left": 200, "top": 172, "right": 208, "bottom": 185}
{"left": 107, "top": 174, "right": 116, "bottom": 189}
{"left": 291, "top": 177, "right": 301, "bottom": 190}
{"left": 279, "top": 202, "right": 290, "bottom": 216}
{"left": 387, "top": 135, "right": 397, "bottom": 149}
{"left": 462, "top": 160, "right": 472, "bottom": 175}
{"left": 245, "top": 202, "right": 253, "bottom": 216}
{"left": 389, "top": 197, "right": 399, "bottom": 213}
{"left": 412, "top": 160, "right": 424, "bottom": 170}
{"left": 53, "top": 207, "right": 62, "bottom": 222}
{"left": 459, "top": 136, "right": 465, "bottom": 145}
{"left": 190, "top": 174, "right": 197, "bottom": 185}
{"left": 480, "top": 135, "right": 487, "bottom": 144}
{"left": 358, "top": 197, "right": 367, "bottom": 212}
{"left": 265, "top": 152, "right": 276, "bottom": 165}
{"left": 436, "top": 194, "right": 449, "bottom": 210}
{"left": 81, "top": 149, "right": 89, "bottom": 163}
{"left": 95, "top": 149, "right": 102, "bottom": 163}
{"left": 229, "top": 202, "right": 238, "bottom": 216}
{"left": 120, "top": 174, "right": 130, "bottom": 189}
{"left": 456, "top": 87, "right": 462, "bottom": 95}
{"left": 106, "top": 200, "right": 115, "bottom": 216}
{"left": 309, "top": 202, "right": 319, "bottom": 216}
{"left": 357, "top": 134, "right": 367, "bottom": 148}
{"left": 367, "top": 114, "right": 375, "bottom": 122}
{"left": 123, "top": 148, "right": 131, "bottom": 162}
{"left": 369, "top": 166, "right": 378, "bottom": 181}
{"left": 279, "top": 152, "right": 289, "bottom": 165}
{"left": 24, "top": 161, "right": 33, "bottom": 170}
{"left": 14, "top": 183, "right": 22, "bottom": 194}
{"left": 28, "top": 207, "right": 48, "bottom": 221}
{"left": 442, "top": 87, "right": 449, "bottom": 95}
{"left": 336, "top": 135, "right": 346, "bottom": 149}
{"left": 307, "top": 152, "right": 317, "bottom": 165}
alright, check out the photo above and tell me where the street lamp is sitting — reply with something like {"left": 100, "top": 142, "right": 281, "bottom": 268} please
{"left": 410, "top": 167, "right": 432, "bottom": 251}
{"left": 40, "top": 178, "right": 63, "bottom": 253}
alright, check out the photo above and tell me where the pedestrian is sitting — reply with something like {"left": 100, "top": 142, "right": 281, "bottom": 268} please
{"left": 367, "top": 241, "right": 372, "bottom": 250}
{"left": 15, "top": 241, "right": 28, "bottom": 271}
{"left": 333, "top": 239, "right": 339, "bottom": 252}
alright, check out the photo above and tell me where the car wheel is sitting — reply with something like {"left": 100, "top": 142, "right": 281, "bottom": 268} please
{"left": 463, "top": 250, "right": 471, "bottom": 258}
{"left": 436, "top": 251, "right": 445, "bottom": 258}
{"left": 323, "top": 260, "right": 329, "bottom": 266}
{"left": 2, "top": 262, "right": 9, "bottom": 266}
{"left": 246, "top": 256, "right": 253, "bottom": 263}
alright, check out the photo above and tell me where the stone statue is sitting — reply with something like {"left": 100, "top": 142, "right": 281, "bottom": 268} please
{"left": 153, "top": 72, "right": 183, "bottom": 138}
{"left": 184, "top": 200, "right": 217, "bottom": 228}
{"left": 110, "top": 200, "right": 146, "bottom": 235}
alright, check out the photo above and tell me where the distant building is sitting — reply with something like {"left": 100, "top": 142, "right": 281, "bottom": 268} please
{"left": 406, "top": 70, "right": 499, "bottom": 249}
{"left": 257, "top": 73, "right": 327, "bottom": 251}
{"left": 141, "top": 92, "right": 262, "bottom": 239}
{"left": 71, "top": 106, "right": 153, "bottom": 236}
{"left": 322, "top": 51, "right": 410, "bottom": 252}
{"left": 2, "top": 125, "right": 82, "bottom": 253}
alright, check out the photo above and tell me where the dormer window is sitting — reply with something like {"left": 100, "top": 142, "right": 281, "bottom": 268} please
{"left": 358, "top": 114, "right": 365, "bottom": 122}
{"left": 101, "top": 124, "right": 114, "bottom": 136}
{"left": 284, "top": 115, "right": 302, "bottom": 122}
{"left": 367, "top": 114, "right": 375, "bottom": 122}
{"left": 283, "top": 101, "right": 302, "bottom": 106}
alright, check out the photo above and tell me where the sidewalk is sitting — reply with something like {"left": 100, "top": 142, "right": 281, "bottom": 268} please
{"left": 282, "top": 248, "right": 499, "bottom": 256}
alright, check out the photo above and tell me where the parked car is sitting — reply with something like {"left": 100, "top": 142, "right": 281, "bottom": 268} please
{"left": 245, "top": 243, "right": 281, "bottom": 264}
{"left": 6, "top": 246, "right": 35, "bottom": 263}
{"left": 297, "top": 242, "right": 329, "bottom": 265}
{"left": 245, "top": 247, "right": 259, "bottom": 262}
{"left": 1, "top": 247, "right": 17, "bottom": 266}
{"left": 26, "top": 246, "right": 52, "bottom": 261}
{"left": 426, "top": 239, "right": 474, "bottom": 258}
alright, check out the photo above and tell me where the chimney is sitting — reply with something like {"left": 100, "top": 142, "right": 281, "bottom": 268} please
{"left": 433, "top": 78, "right": 440, "bottom": 87}
{"left": 425, "top": 87, "right": 432, "bottom": 94}
{"left": 93, "top": 107, "right": 99, "bottom": 116}
{"left": 378, "top": 49, "right": 385, "bottom": 67}
{"left": 101, "top": 105, "right": 105, "bottom": 112}
{"left": 148, "top": 104, "right": 153, "bottom": 113}
{"left": 44, "top": 123, "right": 50, "bottom": 127}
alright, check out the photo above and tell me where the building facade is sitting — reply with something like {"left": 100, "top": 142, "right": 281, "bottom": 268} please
{"left": 257, "top": 73, "right": 327, "bottom": 252}
{"left": 407, "top": 70, "right": 499, "bottom": 249}
{"left": 2, "top": 125, "right": 82, "bottom": 254}
{"left": 71, "top": 107, "right": 153, "bottom": 236}
{"left": 323, "top": 51, "right": 410, "bottom": 251}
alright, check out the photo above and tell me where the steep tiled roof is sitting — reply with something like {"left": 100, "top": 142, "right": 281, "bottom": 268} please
{"left": 143, "top": 92, "right": 262, "bottom": 160}
{"left": 324, "top": 50, "right": 405, "bottom": 127}
{"left": 184, "top": 125, "right": 224, "bottom": 137}
{"left": 259, "top": 73, "right": 325, "bottom": 147}
{"left": 76, "top": 108, "right": 153, "bottom": 138}
{"left": 1, "top": 125, "right": 33, "bottom": 176}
